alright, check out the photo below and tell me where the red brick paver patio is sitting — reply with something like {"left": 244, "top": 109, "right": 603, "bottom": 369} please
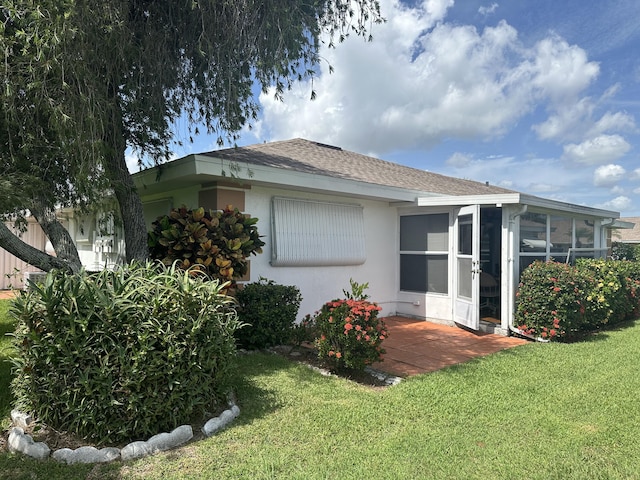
{"left": 372, "top": 316, "right": 528, "bottom": 377}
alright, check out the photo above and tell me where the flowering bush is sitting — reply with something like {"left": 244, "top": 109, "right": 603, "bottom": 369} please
{"left": 312, "top": 280, "right": 387, "bottom": 371}
{"left": 515, "top": 259, "right": 640, "bottom": 341}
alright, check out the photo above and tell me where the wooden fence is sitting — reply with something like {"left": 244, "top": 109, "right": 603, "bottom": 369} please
{"left": 0, "top": 219, "right": 47, "bottom": 290}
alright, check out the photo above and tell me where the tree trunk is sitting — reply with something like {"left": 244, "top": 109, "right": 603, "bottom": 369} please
{"left": 0, "top": 222, "right": 73, "bottom": 272}
{"left": 31, "top": 203, "right": 82, "bottom": 273}
{"left": 103, "top": 144, "right": 149, "bottom": 263}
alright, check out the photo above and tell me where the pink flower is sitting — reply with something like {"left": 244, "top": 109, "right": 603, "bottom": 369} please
{"left": 335, "top": 352, "right": 342, "bottom": 359}
{"left": 355, "top": 325, "right": 362, "bottom": 331}
{"left": 344, "top": 323, "right": 353, "bottom": 331}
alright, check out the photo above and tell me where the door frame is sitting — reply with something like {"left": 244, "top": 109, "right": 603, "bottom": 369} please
{"left": 453, "top": 204, "right": 481, "bottom": 330}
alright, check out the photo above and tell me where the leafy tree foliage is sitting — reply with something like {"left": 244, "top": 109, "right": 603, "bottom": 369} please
{"left": 1, "top": 0, "right": 382, "bottom": 271}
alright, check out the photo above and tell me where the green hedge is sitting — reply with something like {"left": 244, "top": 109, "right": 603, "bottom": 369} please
{"left": 10, "top": 262, "right": 241, "bottom": 444}
{"left": 515, "top": 259, "right": 640, "bottom": 341}
{"left": 234, "top": 278, "right": 302, "bottom": 349}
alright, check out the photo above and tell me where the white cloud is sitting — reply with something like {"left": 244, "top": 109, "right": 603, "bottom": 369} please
{"left": 126, "top": 152, "right": 141, "bottom": 173}
{"left": 562, "top": 134, "right": 631, "bottom": 165}
{"left": 256, "top": 0, "right": 608, "bottom": 155}
{"left": 593, "top": 164, "right": 626, "bottom": 187}
{"left": 598, "top": 196, "right": 632, "bottom": 212}
{"left": 532, "top": 98, "right": 594, "bottom": 141}
{"left": 446, "top": 152, "right": 473, "bottom": 167}
{"left": 478, "top": 3, "right": 499, "bottom": 16}
{"left": 631, "top": 168, "right": 640, "bottom": 180}
{"left": 587, "top": 111, "right": 636, "bottom": 137}
{"left": 527, "top": 36, "right": 600, "bottom": 104}
{"left": 527, "top": 183, "right": 561, "bottom": 193}
{"left": 634, "top": 187, "right": 640, "bottom": 194}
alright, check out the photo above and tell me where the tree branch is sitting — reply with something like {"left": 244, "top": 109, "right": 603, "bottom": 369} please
{"left": 0, "top": 222, "right": 75, "bottom": 273}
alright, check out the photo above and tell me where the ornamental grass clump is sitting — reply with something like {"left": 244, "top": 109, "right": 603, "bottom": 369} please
{"left": 10, "top": 261, "right": 241, "bottom": 444}
{"left": 312, "top": 280, "right": 387, "bottom": 371}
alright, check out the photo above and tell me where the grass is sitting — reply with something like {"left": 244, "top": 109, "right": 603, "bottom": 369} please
{"left": 1, "top": 297, "right": 640, "bottom": 479}
{"left": 0, "top": 300, "right": 16, "bottom": 432}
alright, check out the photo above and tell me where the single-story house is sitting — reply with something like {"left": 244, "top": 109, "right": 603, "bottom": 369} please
{"left": 104, "top": 137, "right": 623, "bottom": 336}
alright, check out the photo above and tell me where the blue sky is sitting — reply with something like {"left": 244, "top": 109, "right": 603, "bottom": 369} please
{"left": 131, "top": 0, "right": 640, "bottom": 217}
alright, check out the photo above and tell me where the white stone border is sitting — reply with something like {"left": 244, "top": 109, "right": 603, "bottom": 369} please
{"left": 6, "top": 400, "right": 240, "bottom": 464}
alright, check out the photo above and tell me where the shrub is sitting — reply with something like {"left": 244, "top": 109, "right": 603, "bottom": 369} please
{"left": 611, "top": 241, "right": 640, "bottom": 261}
{"left": 148, "top": 204, "right": 265, "bottom": 283}
{"left": 312, "top": 280, "right": 387, "bottom": 371}
{"left": 515, "top": 259, "right": 640, "bottom": 341}
{"left": 235, "top": 278, "right": 302, "bottom": 349}
{"left": 577, "top": 258, "right": 636, "bottom": 326}
{"left": 10, "top": 262, "right": 241, "bottom": 444}
{"left": 516, "top": 261, "right": 584, "bottom": 341}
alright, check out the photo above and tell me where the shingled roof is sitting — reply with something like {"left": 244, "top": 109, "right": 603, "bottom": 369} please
{"left": 617, "top": 217, "right": 640, "bottom": 243}
{"left": 201, "top": 138, "right": 515, "bottom": 196}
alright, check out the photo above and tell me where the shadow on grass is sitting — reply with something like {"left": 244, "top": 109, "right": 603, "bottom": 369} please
{"left": 562, "top": 318, "right": 639, "bottom": 344}
{"left": 231, "top": 353, "right": 294, "bottom": 424}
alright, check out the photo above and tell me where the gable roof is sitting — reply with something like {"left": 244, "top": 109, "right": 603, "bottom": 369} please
{"left": 201, "top": 138, "right": 515, "bottom": 196}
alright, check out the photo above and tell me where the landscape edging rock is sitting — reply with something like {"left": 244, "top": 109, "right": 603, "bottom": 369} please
{"left": 6, "top": 400, "right": 240, "bottom": 464}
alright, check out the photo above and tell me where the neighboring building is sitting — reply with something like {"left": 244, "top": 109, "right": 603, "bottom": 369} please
{"left": 615, "top": 217, "right": 640, "bottom": 244}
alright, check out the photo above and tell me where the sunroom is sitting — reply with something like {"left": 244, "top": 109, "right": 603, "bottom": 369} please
{"left": 396, "top": 193, "right": 619, "bottom": 336}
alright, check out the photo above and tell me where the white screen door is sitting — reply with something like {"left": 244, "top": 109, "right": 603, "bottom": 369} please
{"left": 454, "top": 205, "right": 480, "bottom": 330}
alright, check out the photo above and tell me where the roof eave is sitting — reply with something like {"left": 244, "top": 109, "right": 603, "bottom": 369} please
{"left": 133, "top": 154, "right": 423, "bottom": 203}
{"left": 418, "top": 193, "right": 619, "bottom": 218}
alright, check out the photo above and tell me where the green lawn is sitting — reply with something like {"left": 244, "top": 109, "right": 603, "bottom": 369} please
{"left": 2, "top": 298, "right": 640, "bottom": 479}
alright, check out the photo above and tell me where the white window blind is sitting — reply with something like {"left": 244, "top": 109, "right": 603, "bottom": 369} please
{"left": 271, "top": 197, "right": 366, "bottom": 267}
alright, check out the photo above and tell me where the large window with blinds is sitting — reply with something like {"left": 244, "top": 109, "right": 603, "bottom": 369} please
{"left": 400, "top": 213, "right": 449, "bottom": 294}
{"left": 270, "top": 197, "right": 366, "bottom": 267}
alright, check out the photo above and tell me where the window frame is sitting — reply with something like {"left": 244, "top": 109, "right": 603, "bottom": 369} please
{"left": 399, "top": 212, "right": 450, "bottom": 295}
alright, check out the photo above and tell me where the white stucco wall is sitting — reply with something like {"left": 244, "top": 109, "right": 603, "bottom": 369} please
{"left": 244, "top": 186, "right": 400, "bottom": 320}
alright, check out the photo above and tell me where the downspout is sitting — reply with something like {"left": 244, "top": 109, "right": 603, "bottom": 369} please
{"left": 506, "top": 205, "right": 547, "bottom": 341}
